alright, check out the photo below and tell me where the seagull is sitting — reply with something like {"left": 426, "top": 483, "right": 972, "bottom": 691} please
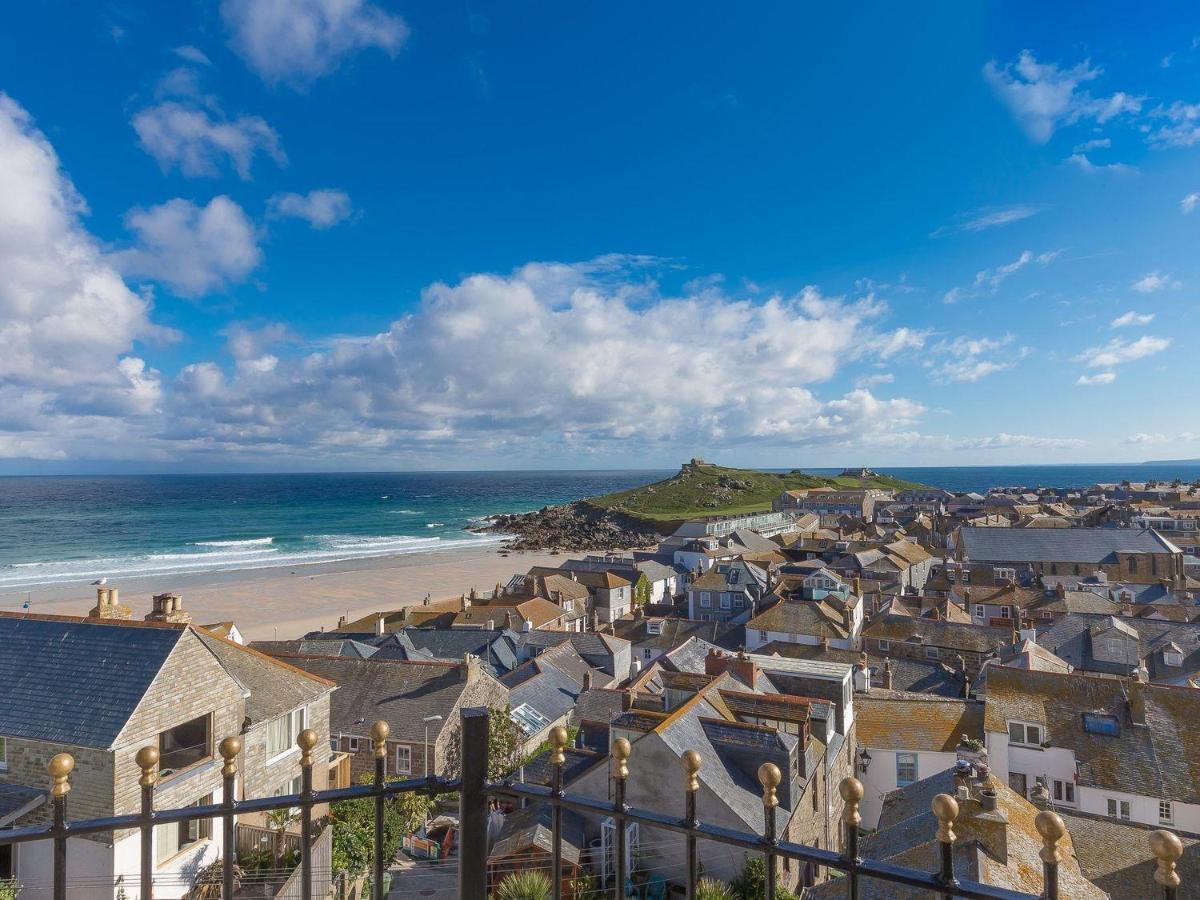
{"left": 91, "top": 577, "right": 108, "bottom": 585}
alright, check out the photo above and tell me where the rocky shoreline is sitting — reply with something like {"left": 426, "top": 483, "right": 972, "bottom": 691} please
{"left": 477, "top": 501, "right": 665, "bottom": 553}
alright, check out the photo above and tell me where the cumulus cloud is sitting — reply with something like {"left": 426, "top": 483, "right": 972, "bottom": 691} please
{"left": 1065, "top": 153, "right": 1138, "bottom": 175}
{"left": 983, "top": 51, "right": 1140, "bottom": 143}
{"left": 1182, "top": 192, "right": 1200, "bottom": 214}
{"left": 267, "top": 189, "right": 355, "bottom": 228}
{"left": 1123, "top": 432, "right": 1167, "bottom": 445}
{"left": 1111, "top": 311, "right": 1154, "bottom": 328}
{"left": 1132, "top": 271, "right": 1177, "bottom": 293}
{"left": 114, "top": 196, "right": 262, "bottom": 296}
{"left": 222, "top": 0, "right": 409, "bottom": 87}
{"left": 928, "top": 334, "right": 1025, "bottom": 383}
{"left": 856, "top": 373, "right": 895, "bottom": 388}
{"left": 955, "top": 433, "right": 1085, "bottom": 451}
{"left": 0, "top": 93, "right": 165, "bottom": 456}
{"left": 1147, "top": 102, "right": 1200, "bottom": 148}
{"left": 1074, "top": 335, "right": 1170, "bottom": 368}
{"left": 132, "top": 101, "right": 285, "bottom": 179}
{"left": 1076, "top": 372, "right": 1116, "bottom": 386}
{"left": 1072, "top": 137, "right": 1111, "bottom": 152}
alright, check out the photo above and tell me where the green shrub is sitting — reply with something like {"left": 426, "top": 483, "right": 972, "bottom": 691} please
{"left": 695, "top": 878, "right": 734, "bottom": 900}
{"left": 493, "top": 869, "right": 553, "bottom": 900}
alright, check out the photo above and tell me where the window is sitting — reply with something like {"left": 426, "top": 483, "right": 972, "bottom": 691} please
{"left": 1082, "top": 713, "right": 1120, "bottom": 736}
{"left": 1009, "top": 772, "right": 1028, "bottom": 796}
{"left": 733, "top": 595, "right": 744, "bottom": 609}
{"left": 719, "top": 594, "right": 731, "bottom": 610}
{"left": 158, "top": 714, "right": 212, "bottom": 775}
{"left": 1107, "top": 798, "right": 1132, "bottom": 821}
{"left": 998, "top": 606, "right": 1011, "bottom": 619}
{"left": 646, "top": 621, "right": 662, "bottom": 635}
{"left": 267, "top": 706, "right": 307, "bottom": 759}
{"left": 1160, "top": 800, "right": 1174, "bottom": 825}
{"left": 342, "top": 735, "right": 361, "bottom": 753}
{"left": 896, "top": 753, "right": 918, "bottom": 787}
{"left": 877, "top": 640, "right": 890, "bottom": 652}
{"left": 1007, "top": 721, "right": 1043, "bottom": 747}
{"left": 1164, "top": 650, "right": 1183, "bottom": 667}
{"left": 699, "top": 592, "right": 711, "bottom": 608}
{"left": 1052, "top": 780, "right": 1076, "bottom": 804}
{"left": 994, "top": 567, "right": 1016, "bottom": 583}
{"left": 0, "top": 736, "right": 6, "bottom": 772}
{"left": 975, "top": 605, "right": 985, "bottom": 619}
{"left": 924, "top": 647, "right": 939, "bottom": 660}
{"left": 155, "top": 794, "right": 212, "bottom": 865}
{"left": 758, "top": 630, "right": 769, "bottom": 642}
{"left": 643, "top": 648, "right": 653, "bottom": 659}
{"left": 395, "top": 745, "right": 412, "bottom": 775}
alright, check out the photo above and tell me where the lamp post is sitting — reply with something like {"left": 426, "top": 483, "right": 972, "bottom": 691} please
{"left": 423, "top": 715, "right": 443, "bottom": 777}
{"left": 858, "top": 748, "right": 872, "bottom": 775}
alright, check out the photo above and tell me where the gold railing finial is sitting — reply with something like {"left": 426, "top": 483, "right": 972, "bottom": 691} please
{"left": 932, "top": 793, "right": 959, "bottom": 844}
{"left": 839, "top": 776, "right": 864, "bottom": 829}
{"left": 371, "top": 720, "right": 390, "bottom": 758}
{"left": 219, "top": 736, "right": 242, "bottom": 778}
{"left": 48, "top": 753, "right": 74, "bottom": 798}
{"left": 549, "top": 725, "right": 569, "bottom": 766}
{"left": 1150, "top": 829, "right": 1184, "bottom": 890}
{"left": 758, "top": 762, "right": 781, "bottom": 809}
{"left": 297, "top": 728, "right": 318, "bottom": 766}
{"left": 612, "top": 737, "right": 631, "bottom": 781}
{"left": 681, "top": 750, "right": 702, "bottom": 792}
{"left": 1035, "top": 810, "right": 1067, "bottom": 865}
{"left": 136, "top": 746, "right": 160, "bottom": 788}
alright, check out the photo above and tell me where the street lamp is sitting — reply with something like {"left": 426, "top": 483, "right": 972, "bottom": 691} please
{"left": 423, "top": 715, "right": 444, "bottom": 777}
{"left": 858, "top": 748, "right": 872, "bottom": 775}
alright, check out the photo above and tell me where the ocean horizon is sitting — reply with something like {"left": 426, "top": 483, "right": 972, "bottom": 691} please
{"left": 3, "top": 463, "right": 1199, "bottom": 593}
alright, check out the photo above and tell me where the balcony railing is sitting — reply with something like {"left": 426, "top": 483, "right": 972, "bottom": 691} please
{"left": 0, "top": 707, "right": 1187, "bottom": 900}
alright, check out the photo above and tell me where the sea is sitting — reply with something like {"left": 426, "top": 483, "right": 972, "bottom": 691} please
{"left": 2, "top": 463, "right": 1199, "bottom": 592}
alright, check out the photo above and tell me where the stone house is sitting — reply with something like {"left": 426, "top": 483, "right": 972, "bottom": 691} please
{"left": 860, "top": 614, "right": 1014, "bottom": 679}
{"left": 271, "top": 654, "right": 509, "bottom": 782}
{"left": 0, "top": 611, "right": 333, "bottom": 899}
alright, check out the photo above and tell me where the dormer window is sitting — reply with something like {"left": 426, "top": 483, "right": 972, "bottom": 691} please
{"left": 1008, "top": 720, "right": 1043, "bottom": 747}
{"left": 646, "top": 621, "right": 662, "bottom": 635}
{"left": 1164, "top": 650, "right": 1183, "bottom": 667}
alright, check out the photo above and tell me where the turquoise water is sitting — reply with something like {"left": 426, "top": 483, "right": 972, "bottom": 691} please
{"left": 2, "top": 464, "right": 1198, "bottom": 591}
{"left": 0, "top": 471, "right": 669, "bottom": 590}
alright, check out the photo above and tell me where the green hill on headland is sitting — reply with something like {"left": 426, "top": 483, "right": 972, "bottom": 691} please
{"left": 583, "top": 461, "right": 923, "bottom": 523}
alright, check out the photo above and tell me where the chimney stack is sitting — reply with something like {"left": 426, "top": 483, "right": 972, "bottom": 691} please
{"left": 145, "top": 592, "right": 190, "bottom": 625}
{"left": 462, "top": 652, "right": 480, "bottom": 684}
{"left": 375, "top": 613, "right": 386, "bottom": 636}
{"left": 621, "top": 691, "right": 634, "bottom": 711}
{"left": 89, "top": 585, "right": 132, "bottom": 621}
{"left": 1054, "top": 582, "right": 1066, "bottom": 600}
{"left": 883, "top": 658, "right": 894, "bottom": 690}
{"left": 583, "top": 670, "right": 595, "bottom": 691}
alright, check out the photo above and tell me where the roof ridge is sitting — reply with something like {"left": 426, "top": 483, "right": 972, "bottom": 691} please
{"left": 196, "top": 627, "right": 337, "bottom": 688}
{"left": 0, "top": 610, "right": 187, "bottom": 630}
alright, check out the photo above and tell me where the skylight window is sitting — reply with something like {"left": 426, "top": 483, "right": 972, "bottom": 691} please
{"left": 510, "top": 703, "right": 552, "bottom": 736}
{"left": 1082, "top": 713, "right": 1120, "bottom": 736}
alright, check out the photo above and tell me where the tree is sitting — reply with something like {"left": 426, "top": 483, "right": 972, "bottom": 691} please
{"left": 265, "top": 807, "right": 297, "bottom": 869}
{"left": 330, "top": 774, "right": 436, "bottom": 876}
{"left": 633, "top": 573, "right": 653, "bottom": 608}
{"left": 443, "top": 706, "right": 525, "bottom": 780}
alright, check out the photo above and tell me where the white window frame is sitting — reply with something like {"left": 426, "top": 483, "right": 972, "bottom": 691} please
{"left": 395, "top": 744, "right": 412, "bottom": 775}
{"left": 1007, "top": 720, "right": 1043, "bottom": 748}
{"left": 924, "top": 647, "right": 939, "bottom": 660}
{"left": 343, "top": 735, "right": 361, "bottom": 753}
{"left": 1160, "top": 799, "right": 1174, "bottom": 825}
{"left": 643, "top": 648, "right": 653, "bottom": 659}
{"left": 757, "top": 629, "right": 769, "bottom": 643}
{"left": 699, "top": 591, "right": 711, "bottom": 608}
{"left": 877, "top": 640, "right": 890, "bottom": 652}
{"left": 266, "top": 706, "right": 308, "bottom": 762}
{"left": 896, "top": 752, "right": 918, "bottom": 787}
{"left": 719, "top": 594, "right": 731, "bottom": 610}
{"left": 1052, "top": 779, "right": 1076, "bottom": 805}
{"left": 1107, "top": 797, "right": 1131, "bottom": 821}
{"left": 994, "top": 567, "right": 1016, "bottom": 582}
{"left": 974, "top": 605, "right": 985, "bottom": 619}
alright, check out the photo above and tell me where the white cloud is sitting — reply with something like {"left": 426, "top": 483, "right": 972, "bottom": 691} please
{"left": 1076, "top": 372, "right": 1116, "bottom": 386}
{"left": 983, "top": 51, "right": 1140, "bottom": 143}
{"left": 1111, "top": 311, "right": 1154, "bottom": 328}
{"left": 221, "top": 0, "right": 409, "bottom": 88}
{"left": 929, "top": 334, "right": 1025, "bottom": 383}
{"left": 1075, "top": 335, "right": 1170, "bottom": 368}
{"left": 132, "top": 101, "right": 285, "bottom": 179}
{"left": 172, "top": 45, "right": 212, "bottom": 66}
{"left": 267, "top": 189, "right": 355, "bottom": 228}
{"left": 1072, "top": 137, "right": 1111, "bottom": 152}
{"left": 1147, "top": 102, "right": 1200, "bottom": 148}
{"left": 938, "top": 204, "right": 1043, "bottom": 235}
{"left": 1132, "top": 271, "right": 1177, "bottom": 293}
{"left": 1123, "top": 432, "right": 1167, "bottom": 445}
{"left": 971, "top": 249, "right": 1059, "bottom": 292}
{"left": 1065, "top": 153, "right": 1138, "bottom": 175}
{"left": 1183, "top": 192, "right": 1200, "bottom": 214}
{"left": 856, "top": 373, "right": 895, "bottom": 388}
{"left": 114, "top": 196, "right": 262, "bottom": 297}
{"left": 0, "top": 93, "right": 165, "bottom": 453}
{"left": 955, "top": 433, "right": 1085, "bottom": 451}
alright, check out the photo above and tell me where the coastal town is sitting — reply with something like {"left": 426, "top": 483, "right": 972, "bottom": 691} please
{"left": 4, "top": 462, "right": 1200, "bottom": 898}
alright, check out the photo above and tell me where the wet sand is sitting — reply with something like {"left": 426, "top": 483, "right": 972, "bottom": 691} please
{"left": 0, "top": 546, "right": 567, "bottom": 641}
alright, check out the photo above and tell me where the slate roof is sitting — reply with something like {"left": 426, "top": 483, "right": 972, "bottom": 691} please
{"left": 747, "top": 598, "right": 850, "bottom": 639}
{"left": 194, "top": 630, "right": 334, "bottom": 726}
{"left": 573, "top": 688, "right": 627, "bottom": 726}
{"left": 489, "top": 802, "right": 585, "bottom": 866}
{"left": 1057, "top": 809, "right": 1200, "bottom": 897}
{"left": 985, "top": 666, "right": 1200, "bottom": 803}
{"left": 401, "top": 629, "right": 518, "bottom": 674}
{"left": 863, "top": 614, "right": 1014, "bottom": 654}
{"left": 273, "top": 656, "right": 484, "bottom": 743}
{"left": 755, "top": 642, "right": 965, "bottom": 697}
{"left": 516, "top": 747, "right": 602, "bottom": 788}
{"left": 0, "top": 783, "right": 46, "bottom": 826}
{"left": 1037, "top": 612, "right": 1200, "bottom": 683}
{"left": 856, "top": 697, "right": 983, "bottom": 752}
{"left": 501, "top": 645, "right": 589, "bottom": 727}
{"left": 958, "top": 526, "right": 1179, "bottom": 563}
{"left": 0, "top": 614, "right": 185, "bottom": 748}
{"left": 252, "top": 638, "right": 386, "bottom": 659}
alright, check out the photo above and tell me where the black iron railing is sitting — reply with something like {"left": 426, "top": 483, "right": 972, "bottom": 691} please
{"left": 0, "top": 707, "right": 1187, "bottom": 899}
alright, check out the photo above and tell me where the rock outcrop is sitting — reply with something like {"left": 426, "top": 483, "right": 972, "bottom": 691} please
{"left": 478, "top": 502, "right": 663, "bottom": 553}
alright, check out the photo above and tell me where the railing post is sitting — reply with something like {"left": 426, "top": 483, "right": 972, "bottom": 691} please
{"left": 219, "top": 736, "right": 242, "bottom": 900}
{"left": 612, "top": 738, "right": 631, "bottom": 900}
{"left": 839, "top": 777, "right": 863, "bottom": 900}
{"left": 458, "top": 707, "right": 489, "bottom": 900}
{"left": 1151, "top": 828, "right": 1183, "bottom": 900}
{"left": 298, "top": 728, "right": 318, "bottom": 900}
{"left": 681, "top": 749, "right": 701, "bottom": 900}
{"left": 1035, "top": 809, "right": 1065, "bottom": 900}
{"left": 549, "top": 725, "right": 568, "bottom": 900}
{"left": 371, "top": 720, "right": 390, "bottom": 900}
{"left": 137, "top": 745, "right": 160, "bottom": 900}
{"left": 758, "top": 763, "right": 780, "bottom": 900}
{"left": 48, "top": 752, "right": 73, "bottom": 900}
{"left": 932, "top": 793, "right": 959, "bottom": 900}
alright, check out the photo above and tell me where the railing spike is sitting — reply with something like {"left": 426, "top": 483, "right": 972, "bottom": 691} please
{"left": 297, "top": 727, "right": 318, "bottom": 766}
{"left": 932, "top": 793, "right": 959, "bottom": 845}
{"left": 136, "top": 746, "right": 160, "bottom": 787}
{"left": 48, "top": 753, "right": 74, "bottom": 798}
{"left": 218, "top": 736, "right": 242, "bottom": 776}
{"left": 1150, "top": 828, "right": 1183, "bottom": 898}
{"left": 839, "top": 776, "right": 863, "bottom": 828}
{"left": 1035, "top": 809, "right": 1066, "bottom": 900}
{"left": 136, "top": 745, "right": 159, "bottom": 899}
{"left": 758, "top": 762, "right": 781, "bottom": 809}
{"left": 371, "top": 719, "right": 390, "bottom": 757}
{"left": 612, "top": 736, "right": 631, "bottom": 781}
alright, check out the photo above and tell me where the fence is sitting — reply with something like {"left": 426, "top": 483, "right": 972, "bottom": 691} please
{"left": 0, "top": 708, "right": 1187, "bottom": 900}
{"left": 275, "top": 828, "right": 331, "bottom": 900}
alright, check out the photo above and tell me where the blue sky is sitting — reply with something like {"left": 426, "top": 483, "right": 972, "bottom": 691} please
{"left": 0, "top": 1, "right": 1197, "bottom": 473}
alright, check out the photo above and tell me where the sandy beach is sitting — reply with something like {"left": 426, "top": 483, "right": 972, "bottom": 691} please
{"left": 0, "top": 546, "right": 567, "bottom": 641}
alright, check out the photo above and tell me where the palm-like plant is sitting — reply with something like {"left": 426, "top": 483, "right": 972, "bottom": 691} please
{"left": 493, "top": 869, "right": 553, "bottom": 900}
{"left": 695, "top": 878, "right": 734, "bottom": 900}
{"left": 266, "top": 807, "right": 298, "bottom": 869}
